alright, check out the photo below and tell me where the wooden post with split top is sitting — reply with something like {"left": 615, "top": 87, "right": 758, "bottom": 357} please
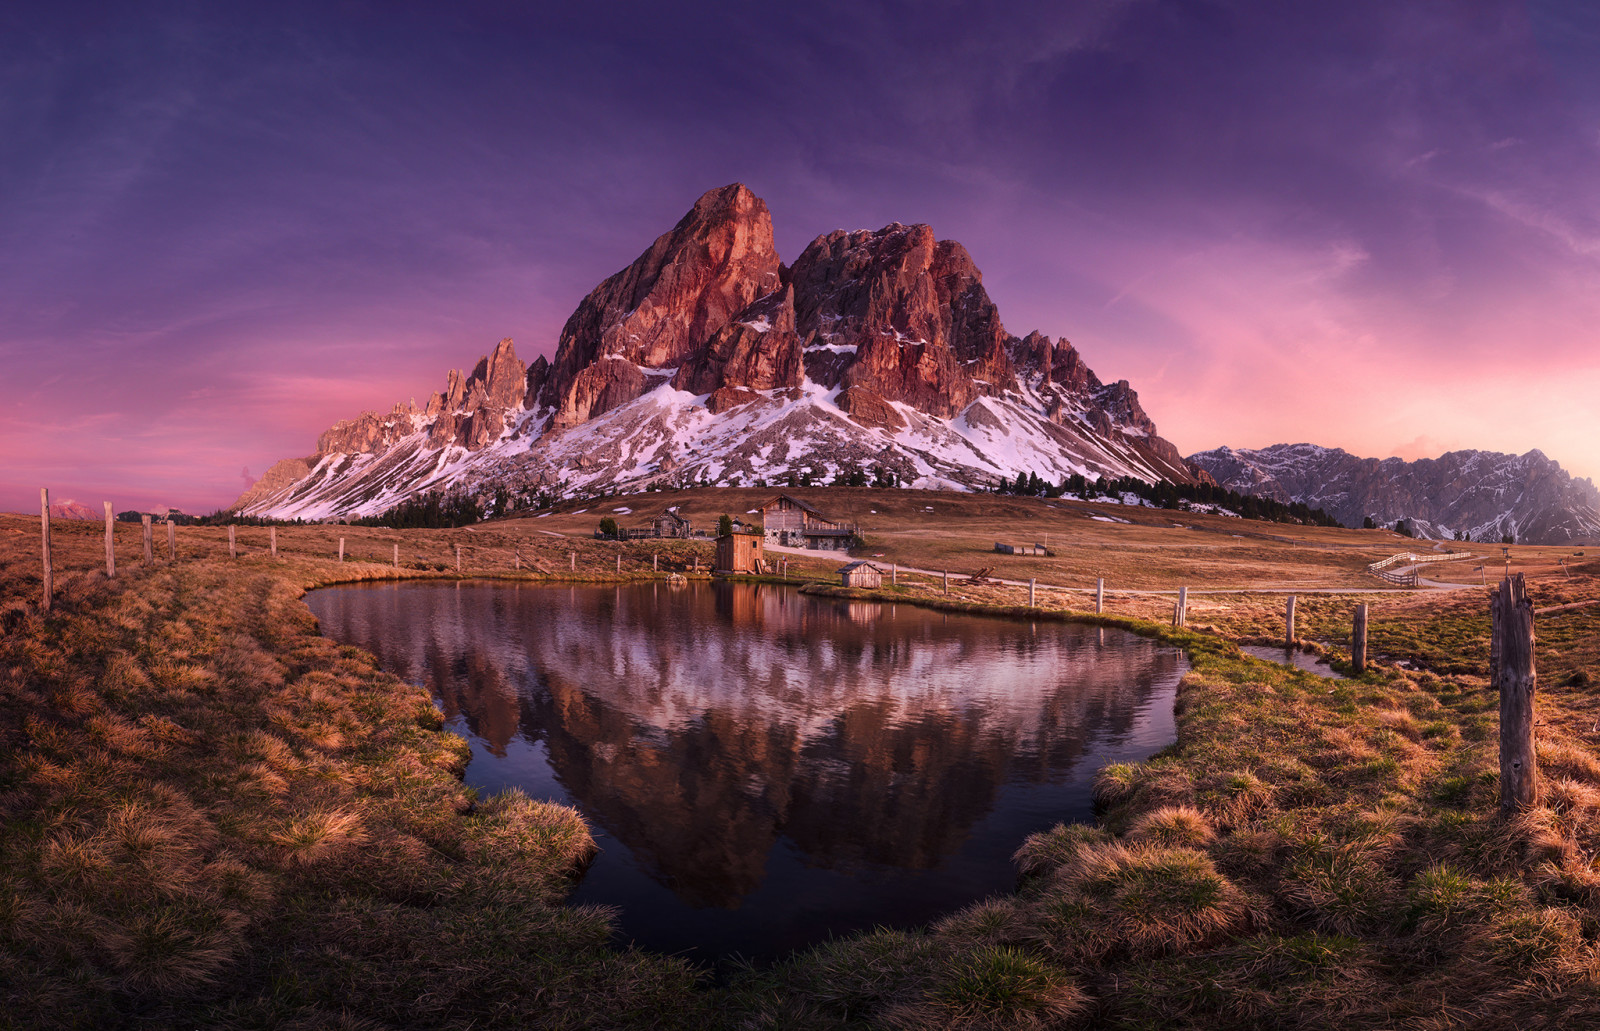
{"left": 1492, "top": 574, "right": 1538, "bottom": 812}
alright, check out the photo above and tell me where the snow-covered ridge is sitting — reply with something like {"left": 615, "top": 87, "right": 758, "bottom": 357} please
{"left": 1188, "top": 443, "right": 1600, "bottom": 545}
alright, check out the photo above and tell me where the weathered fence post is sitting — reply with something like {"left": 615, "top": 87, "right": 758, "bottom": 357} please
{"left": 1096, "top": 577, "right": 1105, "bottom": 614}
{"left": 455, "top": 544, "right": 462, "bottom": 572}
{"left": 270, "top": 526, "right": 277, "bottom": 559}
{"left": 166, "top": 520, "right": 175, "bottom": 562}
{"left": 1029, "top": 578, "right": 1036, "bottom": 607}
{"left": 616, "top": 553, "right": 621, "bottom": 573}
{"left": 142, "top": 515, "right": 153, "bottom": 566}
{"left": 1492, "top": 574, "right": 1538, "bottom": 812}
{"left": 339, "top": 537, "right": 345, "bottom": 562}
{"left": 1352, "top": 603, "right": 1369, "bottom": 673}
{"left": 228, "top": 524, "right": 237, "bottom": 559}
{"left": 570, "top": 551, "right": 576, "bottom": 572}
{"left": 1285, "top": 594, "right": 1297, "bottom": 646}
{"left": 103, "top": 501, "right": 116, "bottom": 578}
{"left": 1177, "top": 586, "right": 1188, "bottom": 627}
{"left": 515, "top": 547, "right": 521, "bottom": 571}
{"left": 392, "top": 544, "right": 399, "bottom": 570}
{"left": 943, "top": 570, "right": 949, "bottom": 595}
{"left": 782, "top": 559, "right": 788, "bottom": 580}
{"left": 891, "top": 562, "right": 896, "bottom": 586}
{"left": 652, "top": 552, "right": 657, "bottom": 571}
{"left": 40, "top": 488, "right": 52, "bottom": 612}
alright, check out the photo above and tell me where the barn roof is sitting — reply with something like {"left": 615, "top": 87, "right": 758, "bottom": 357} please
{"left": 759, "top": 493, "right": 828, "bottom": 517}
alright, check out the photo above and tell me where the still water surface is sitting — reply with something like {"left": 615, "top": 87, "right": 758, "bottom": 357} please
{"left": 306, "top": 580, "right": 1187, "bottom": 961}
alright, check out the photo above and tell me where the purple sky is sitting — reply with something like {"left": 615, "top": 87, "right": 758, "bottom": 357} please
{"left": 5, "top": 1, "right": 1599, "bottom": 514}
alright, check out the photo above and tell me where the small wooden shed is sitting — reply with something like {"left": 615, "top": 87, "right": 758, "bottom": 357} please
{"left": 714, "top": 532, "right": 764, "bottom": 575}
{"left": 838, "top": 560, "right": 884, "bottom": 589}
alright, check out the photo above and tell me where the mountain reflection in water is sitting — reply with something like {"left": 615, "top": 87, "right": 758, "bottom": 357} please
{"left": 306, "top": 579, "right": 1187, "bottom": 960}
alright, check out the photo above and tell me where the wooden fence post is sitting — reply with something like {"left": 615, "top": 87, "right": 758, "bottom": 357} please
{"left": 1352, "top": 603, "right": 1368, "bottom": 673}
{"left": 228, "top": 525, "right": 236, "bottom": 559}
{"left": 1177, "top": 586, "right": 1188, "bottom": 627}
{"left": 339, "top": 537, "right": 345, "bottom": 562}
{"left": 1285, "top": 595, "right": 1297, "bottom": 646}
{"left": 1029, "top": 577, "right": 1036, "bottom": 607}
{"left": 891, "top": 562, "right": 896, "bottom": 586}
{"left": 1492, "top": 574, "right": 1538, "bottom": 812}
{"left": 570, "top": 551, "right": 576, "bottom": 572}
{"left": 270, "top": 526, "right": 277, "bottom": 559}
{"left": 1096, "top": 577, "right": 1105, "bottom": 614}
{"left": 392, "top": 544, "right": 399, "bottom": 570}
{"left": 943, "top": 570, "right": 949, "bottom": 595}
{"left": 516, "top": 547, "right": 522, "bottom": 571}
{"left": 40, "top": 488, "right": 52, "bottom": 612}
{"left": 782, "top": 559, "right": 788, "bottom": 581}
{"left": 652, "top": 552, "right": 657, "bottom": 571}
{"left": 166, "top": 520, "right": 175, "bottom": 562}
{"left": 616, "top": 553, "right": 621, "bottom": 573}
{"left": 455, "top": 544, "right": 462, "bottom": 572}
{"left": 142, "top": 515, "right": 153, "bottom": 566}
{"left": 103, "top": 501, "right": 115, "bottom": 578}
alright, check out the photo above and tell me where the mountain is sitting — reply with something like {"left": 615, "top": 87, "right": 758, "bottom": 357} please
{"left": 46, "top": 499, "right": 98, "bottom": 520}
{"left": 235, "top": 184, "right": 1199, "bottom": 519}
{"left": 1187, "top": 443, "right": 1600, "bottom": 545}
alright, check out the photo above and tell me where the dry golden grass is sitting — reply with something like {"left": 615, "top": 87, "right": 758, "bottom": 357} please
{"left": 5, "top": 489, "right": 1600, "bottom": 1030}
{"left": 0, "top": 513, "right": 710, "bottom": 1029}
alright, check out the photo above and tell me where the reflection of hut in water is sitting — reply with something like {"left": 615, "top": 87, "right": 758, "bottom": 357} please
{"left": 838, "top": 560, "right": 884, "bottom": 589}
{"left": 715, "top": 532, "right": 764, "bottom": 575}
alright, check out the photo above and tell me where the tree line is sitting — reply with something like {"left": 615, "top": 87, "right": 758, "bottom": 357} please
{"left": 995, "top": 472, "right": 1343, "bottom": 527}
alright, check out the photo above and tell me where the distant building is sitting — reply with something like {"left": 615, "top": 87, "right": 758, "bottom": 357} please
{"left": 837, "top": 560, "right": 884, "bottom": 589}
{"left": 995, "top": 542, "right": 1053, "bottom": 556}
{"left": 715, "top": 532, "right": 764, "bottom": 575}
{"left": 654, "top": 510, "right": 693, "bottom": 538}
{"left": 760, "top": 494, "right": 854, "bottom": 551}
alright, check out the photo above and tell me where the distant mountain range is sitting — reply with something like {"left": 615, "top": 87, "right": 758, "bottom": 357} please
{"left": 1187, "top": 443, "right": 1600, "bottom": 545}
{"left": 234, "top": 184, "right": 1197, "bottom": 518}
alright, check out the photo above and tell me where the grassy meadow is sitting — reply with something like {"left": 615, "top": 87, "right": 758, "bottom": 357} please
{"left": 2, "top": 487, "right": 1598, "bottom": 1029}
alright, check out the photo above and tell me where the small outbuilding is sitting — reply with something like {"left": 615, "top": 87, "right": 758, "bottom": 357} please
{"left": 837, "top": 560, "right": 884, "bottom": 589}
{"left": 994, "top": 542, "right": 1053, "bottom": 556}
{"left": 715, "top": 532, "right": 764, "bottom": 575}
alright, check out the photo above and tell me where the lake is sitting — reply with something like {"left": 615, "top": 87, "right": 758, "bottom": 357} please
{"left": 305, "top": 579, "right": 1187, "bottom": 962}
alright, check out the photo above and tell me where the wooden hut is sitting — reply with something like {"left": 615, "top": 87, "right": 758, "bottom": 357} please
{"left": 837, "top": 560, "right": 884, "bottom": 589}
{"left": 653, "top": 510, "right": 693, "bottom": 538}
{"left": 714, "top": 532, "right": 764, "bottom": 575}
{"left": 760, "top": 494, "right": 854, "bottom": 550}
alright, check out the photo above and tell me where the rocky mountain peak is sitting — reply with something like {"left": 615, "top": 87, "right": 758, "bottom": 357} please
{"left": 236, "top": 185, "right": 1204, "bottom": 519}
{"left": 540, "top": 182, "right": 783, "bottom": 430}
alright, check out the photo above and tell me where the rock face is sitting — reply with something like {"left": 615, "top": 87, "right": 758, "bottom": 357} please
{"left": 235, "top": 183, "right": 1202, "bottom": 519}
{"left": 541, "top": 184, "right": 783, "bottom": 430}
{"left": 1188, "top": 443, "right": 1600, "bottom": 544}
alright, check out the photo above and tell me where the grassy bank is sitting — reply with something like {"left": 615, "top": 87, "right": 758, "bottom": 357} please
{"left": 4, "top": 506, "right": 1599, "bottom": 1028}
